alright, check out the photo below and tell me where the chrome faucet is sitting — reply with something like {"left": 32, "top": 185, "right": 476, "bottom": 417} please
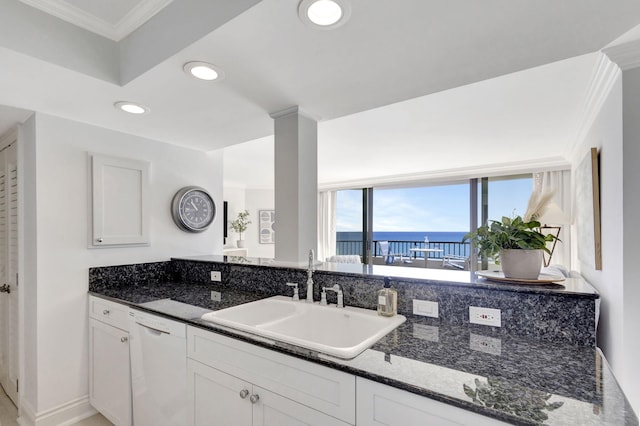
{"left": 306, "top": 249, "right": 315, "bottom": 303}
{"left": 321, "top": 284, "right": 344, "bottom": 308}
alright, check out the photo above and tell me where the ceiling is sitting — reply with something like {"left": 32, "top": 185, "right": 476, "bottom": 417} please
{"left": 224, "top": 52, "right": 600, "bottom": 189}
{"left": 18, "top": 0, "right": 172, "bottom": 40}
{"left": 1, "top": 0, "right": 639, "bottom": 186}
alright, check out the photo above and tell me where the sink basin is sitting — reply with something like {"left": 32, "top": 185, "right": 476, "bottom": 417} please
{"left": 200, "top": 295, "right": 406, "bottom": 359}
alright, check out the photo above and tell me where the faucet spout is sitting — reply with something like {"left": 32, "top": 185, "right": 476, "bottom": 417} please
{"left": 306, "top": 269, "right": 314, "bottom": 303}
{"left": 306, "top": 249, "right": 315, "bottom": 303}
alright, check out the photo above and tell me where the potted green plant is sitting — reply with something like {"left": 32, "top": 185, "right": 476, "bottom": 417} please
{"left": 230, "top": 210, "right": 251, "bottom": 248}
{"left": 463, "top": 215, "right": 557, "bottom": 279}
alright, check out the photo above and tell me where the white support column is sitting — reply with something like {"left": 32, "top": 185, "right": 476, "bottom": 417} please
{"left": 603, "top": 39, "right": 640, "bottom": 416}
{"left": 270, "top": 107, "right": 318, "bottom": 263}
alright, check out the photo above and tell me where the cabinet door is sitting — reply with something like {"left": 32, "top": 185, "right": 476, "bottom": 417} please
{"left": 89, "top": 319, "right": 131, "bottom": 426}
{"left": 356, "top": 378, "right": 509, "bottom": 426}
{"left": 253, "top": 386, "right": 350, "bottom": 426}
{"left": 187, "top": 326, "right": 355, "bottom": 424}
{"left": 90, "top": 153, "right": 150, "bottom": 247}
{"left": 188, "top": 359, "right": 252, "bottom": 426}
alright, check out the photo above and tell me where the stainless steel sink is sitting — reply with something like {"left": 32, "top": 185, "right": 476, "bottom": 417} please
{"left": 200, "top": 295, "right": 406, "bottom": 359}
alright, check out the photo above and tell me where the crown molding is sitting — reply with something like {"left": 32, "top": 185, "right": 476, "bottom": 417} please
{"left": 19, "top": 0, "right": 172, "bottom": 41}
{"left": 564, "top": 53, "right": 620, "bottom": 159}
{"left": 602, "top": 38, "right": 640, "bottom": 71}
{"left": 269, "top": 106, "right": 319, "bottom": 121}
{"left": 318, "top": 157, "right": 570, "bottom": 191}
{"left": 114, "top": 0, "right": 173, "bottom": 40}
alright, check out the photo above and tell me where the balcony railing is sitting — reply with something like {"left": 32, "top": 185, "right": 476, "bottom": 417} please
{"left": 336, "top": 240, "right": 471, "bottom": 261}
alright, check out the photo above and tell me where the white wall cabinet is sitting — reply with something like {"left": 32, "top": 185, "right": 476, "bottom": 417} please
{"left": 90, "top": 153, "right": 150, "bottom": 247}
{"left": 356, "top": 377, "right": 511, "bottom": 426}
{"left": 88, "top": 297, "right": 131, "bottom": 426}
{"left": 187, "top": 326, "right": 355, "bottom": 425}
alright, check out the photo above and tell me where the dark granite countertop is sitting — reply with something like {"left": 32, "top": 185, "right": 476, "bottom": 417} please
{"left": 89, "top": 280, "right": 636, "bottom": 426}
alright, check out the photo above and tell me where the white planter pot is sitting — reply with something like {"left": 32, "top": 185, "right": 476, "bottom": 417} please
{"left": 237, "top": 240, "right": 245, "bottom": 248}
{"left": 500, "top": 249, "right": 542, "bottom": 279}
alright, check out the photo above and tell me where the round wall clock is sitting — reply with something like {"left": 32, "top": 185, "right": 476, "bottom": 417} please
{"left": 171, "top": 186, "right": 216, "bottom": 233}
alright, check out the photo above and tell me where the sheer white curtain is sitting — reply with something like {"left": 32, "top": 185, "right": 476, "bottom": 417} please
{"left": 533, "top": 170, "right": 572, "bottom": 269}
{"left": 317, "top": 191, "right": 337, "bottom": 262}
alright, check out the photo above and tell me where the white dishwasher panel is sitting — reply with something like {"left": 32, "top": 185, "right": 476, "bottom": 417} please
{"left": 129, "top": 309, "right": 187, "bottom": 426}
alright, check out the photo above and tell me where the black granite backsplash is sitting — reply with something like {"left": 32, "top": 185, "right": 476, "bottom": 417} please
{"left": 89, "top": 258, "right": 598, "bottom": 346}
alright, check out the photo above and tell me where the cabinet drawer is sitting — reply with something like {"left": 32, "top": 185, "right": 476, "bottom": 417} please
{"left": 89, "top": 296, "right": 129, "bottom": 330}
{"left": 187, "top": 326, "right": 356, "bottom": 424}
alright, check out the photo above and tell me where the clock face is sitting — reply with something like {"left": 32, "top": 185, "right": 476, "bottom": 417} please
{"left": 172, "top": 187, "right": 216, "bottom": 232}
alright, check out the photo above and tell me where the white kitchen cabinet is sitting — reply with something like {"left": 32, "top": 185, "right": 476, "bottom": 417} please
{"left": 187, "top": 326, "right": 355, "bottom": 425}
{"left": 356, "top": 377, "right": 511, "bottom": 426}
{"left": 89, "top": 153, "right": 150, "bottom": 248}
{"left": 188, "top": 358, "right": 348, "bottom": 426}
{"left": 88, "top": 297, "right": 131, "bottom": 426}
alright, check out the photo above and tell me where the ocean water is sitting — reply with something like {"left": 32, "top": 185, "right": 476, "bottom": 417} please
{"left": 336, "top": 231, "right": 471, "bottom": 258}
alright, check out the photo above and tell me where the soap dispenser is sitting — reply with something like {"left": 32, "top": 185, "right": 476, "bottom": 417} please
{"left": 378, "top": 277, "right": 397, "bottom": 317}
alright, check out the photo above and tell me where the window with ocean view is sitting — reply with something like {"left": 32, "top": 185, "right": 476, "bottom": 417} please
{"left": 334, "top": 174, "right": 533, "bottom": 268}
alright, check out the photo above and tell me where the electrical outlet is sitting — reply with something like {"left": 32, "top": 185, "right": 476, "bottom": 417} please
{"left": 412, "top": 299, "right": 439, "bottom": 318}
{"left": 210, "top": 271, "right": 222, "bottom": 282}
{"left": 210, "top": 291, "right": 221, "bottom": 302}
{"left": 469, "top": 306, "right": 501, "bottom": 327}
{"left": 470, "top": 333, "right": 502, "bottom": 356}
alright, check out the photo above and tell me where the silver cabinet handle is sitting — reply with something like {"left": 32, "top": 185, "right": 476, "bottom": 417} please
{"left": 97, "top": 238, "right": 104, "bottom": 243}
{"left": 249, "top": 394, "right": 260, "bottom": 404}
{"left": 103, "top": 309, "right": 110, "bottom": 315}
{"left": 121, "top": 337, "right": 128, "bottom": 343}
{"left": 239, "top": 389, "right": 249, "bottom": 399}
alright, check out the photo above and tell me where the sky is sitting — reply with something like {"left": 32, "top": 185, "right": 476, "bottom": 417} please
{"left": 336, "top": 177, "right": 533, "bottom": 232}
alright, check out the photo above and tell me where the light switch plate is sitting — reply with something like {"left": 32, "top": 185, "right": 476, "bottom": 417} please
{"left": 412, "top": 299, "right": 439, "bottom": 318}
{"left": 412, "top": 324, "right": 439, "bottom": 342}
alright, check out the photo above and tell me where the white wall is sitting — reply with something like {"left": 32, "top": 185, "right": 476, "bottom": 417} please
{"left": 21, "top": 113, "right": 223, "bottom": 420}
{"left": 621, "top": 66, "right": 640, "bottom": 414}
{"left": 223, "top": 186, "right": 275, "bottom": 259}
{"left": 223, "top": 186, "right": 245, "bottom": 247}
{"left": 569, "top": 73, "right": 639, "bottom": 414}
{"left": 245, "top": 188, "right": 275, "bottom": 259}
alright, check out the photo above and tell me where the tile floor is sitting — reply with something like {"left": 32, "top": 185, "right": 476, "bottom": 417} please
{"left": 0, "top": 385, "right": 113, "bottom": 426}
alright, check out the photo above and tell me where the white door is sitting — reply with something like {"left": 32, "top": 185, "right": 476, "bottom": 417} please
{"left": 0, "top": 141, "right": 18, "bottom": 405}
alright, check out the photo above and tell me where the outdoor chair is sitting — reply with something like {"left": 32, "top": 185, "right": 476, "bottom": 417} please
{"left": 378, "top": 241, "right": 399, "bottom": 264}
{"left": 442, "top": 254, "right": 469, "bottom": 270}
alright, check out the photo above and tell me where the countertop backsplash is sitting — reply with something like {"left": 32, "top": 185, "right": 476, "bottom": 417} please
{"left": 89, "top": 256, "right": 598, "bottom": 346}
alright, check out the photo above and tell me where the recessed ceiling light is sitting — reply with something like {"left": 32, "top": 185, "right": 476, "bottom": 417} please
{"left": 183, "top": 62, "right": 223, "bottom": 81}
{"left": 114, "top": 101, "right": 149, "bottom": 115}
{"left": 298, "top": 0, "right": 351, "bottom": 29}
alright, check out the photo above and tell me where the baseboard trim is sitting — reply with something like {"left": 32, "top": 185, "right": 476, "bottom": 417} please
{"left": 17, "top": 395, "right": 98, "bottom": 426}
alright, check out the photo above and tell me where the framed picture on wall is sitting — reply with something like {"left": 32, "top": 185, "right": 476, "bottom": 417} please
{"left": 576, "top": 147, "right": 602, "bottom": 270}
{"left": 259, "top": 210, "right": 275, "bottom": 244}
